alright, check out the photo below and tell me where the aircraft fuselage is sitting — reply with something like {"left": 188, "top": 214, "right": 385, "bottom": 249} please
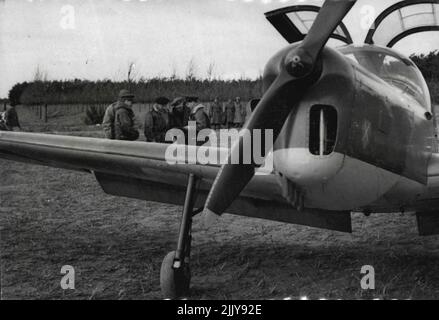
{"left": 270, "top": 44, "right": 437, "bottom": 213}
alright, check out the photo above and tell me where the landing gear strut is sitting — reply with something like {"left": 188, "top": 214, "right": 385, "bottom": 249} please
{"left": 160, "top": 174, "right": 201, "bottom": 299}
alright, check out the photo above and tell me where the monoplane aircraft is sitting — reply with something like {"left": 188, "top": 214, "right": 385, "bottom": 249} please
{"left": 1, "top": 0, "right": 439, "bottom": 298}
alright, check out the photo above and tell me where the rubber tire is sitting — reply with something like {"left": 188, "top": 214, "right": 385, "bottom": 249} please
{"left": 160, "top": 251, "right": 191, "bottom": 299}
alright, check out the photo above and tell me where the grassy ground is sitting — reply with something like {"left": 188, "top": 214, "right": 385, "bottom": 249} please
{"left": 2, "top": 159, "right": 439, "bottom": 300}
{"left": 2, "top": 104, "right": 439, "bottom": 300}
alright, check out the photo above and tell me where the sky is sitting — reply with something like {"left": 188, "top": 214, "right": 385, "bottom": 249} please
{"left": 1, "top": 0, "right": 438, "bottom": 98}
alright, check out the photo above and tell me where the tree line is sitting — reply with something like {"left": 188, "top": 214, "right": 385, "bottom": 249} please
{"left": 8, "top": 78, "right": 263, "bottom": 106}
{"left": 410, "top": 51, "right": 439, "bottom": 104}
{"left": 6, "top": 51, "right": 439, "bottom": 106}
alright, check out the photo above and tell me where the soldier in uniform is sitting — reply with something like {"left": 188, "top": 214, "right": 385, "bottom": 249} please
{"left": 0, "top": 111, "right": 8, "bottom": 131}
{"left": 169, "top": 97, "right": 191, "bottom": 130}
{"left": 187, "top": 97, "right": 210, "bottom": 132}
{"left": 113, "top": 89, "right": 139, "bottom": 141}
{"left": 102, "top": 89, "right": 137, "bottom": 139}
{"left": 144, "top": 97, "right": 171, "bottom": 143}
{"left": 0, "top": 104, "right": 21, "bottom": 131}
{"left": 233, "top": 96, "right": 246, "bottom": 128}
{"left": 209, "top": 97, "right": 223, "bottom": 130}
{"left": 224, "top": 99, "right": 235, "bottom": 129}
{"left": 186, "top": 97, "right": 211, "bottom": 145}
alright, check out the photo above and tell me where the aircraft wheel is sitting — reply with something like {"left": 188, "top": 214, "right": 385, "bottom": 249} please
{"left": 160, "top": 251, "right": 191, "bottom": 299}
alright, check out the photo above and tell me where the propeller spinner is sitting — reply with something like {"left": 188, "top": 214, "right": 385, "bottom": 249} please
{"left": 203, "top": 0, "right": 357, "bottom": 226}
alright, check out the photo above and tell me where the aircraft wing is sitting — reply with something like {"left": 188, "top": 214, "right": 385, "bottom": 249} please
{"left": 0, "top": 131, "right": 351, "bottom": 232}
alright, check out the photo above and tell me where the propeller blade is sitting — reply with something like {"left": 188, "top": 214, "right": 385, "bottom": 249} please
{"left": 203, "top": 0, "right": 357, "bottom": 225}
{"left": 301, "top": 0, "right": 357, "bottom": 63}
{"left": 203, "top": 71, "right": 310, "bottom": 220}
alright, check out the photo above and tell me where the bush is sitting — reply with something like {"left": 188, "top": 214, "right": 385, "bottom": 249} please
{"left": 83, "top": 105, "right": 106, "bottom": 125}
{"left": 8, "top": 82, "right": 30, "bottom": 106}
{"left": 411, "top": 51, "right": 439, "bottom": 82}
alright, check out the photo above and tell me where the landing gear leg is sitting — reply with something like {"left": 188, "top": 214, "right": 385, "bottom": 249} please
{"left": 160, "top": 174, "right": 199, "bottom": 299}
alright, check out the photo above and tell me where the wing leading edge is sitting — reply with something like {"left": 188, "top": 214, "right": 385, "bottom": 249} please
{"left": 0, "top": 131, "right": 351, "bottom": 232}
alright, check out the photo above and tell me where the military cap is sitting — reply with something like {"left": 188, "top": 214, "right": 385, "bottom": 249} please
{"left": 155, "top": 97, "right": 170, "bottom": 105}
{"left": 118, "top": 89, "right": 135, "bottom": 99}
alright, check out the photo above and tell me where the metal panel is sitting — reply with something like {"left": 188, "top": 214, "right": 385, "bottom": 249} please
{"left": 94, "top": 172, "right": 352, "bottom": 233}
{"left": 347, "top": 64, "right": 431, "bottom": 184}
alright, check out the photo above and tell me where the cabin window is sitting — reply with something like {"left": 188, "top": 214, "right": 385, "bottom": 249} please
{"left": 309, "top": 105, "right": 338, "bottom": 156}
{"left": 340, "top": 46, "right": 430, "bottom": 108}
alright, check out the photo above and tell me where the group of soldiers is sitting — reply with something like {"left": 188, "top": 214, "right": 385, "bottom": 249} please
{"left": 102, "top": 89, "right": 252, "bottom": 143}
{"left": 0, "top": 89, "right": 254, "bottom": 144}
{"left": 209, "top": 96, "right": 247, "bottom": 130}
{"left": 0, "top": 105, "right": 21, "bottom": 131}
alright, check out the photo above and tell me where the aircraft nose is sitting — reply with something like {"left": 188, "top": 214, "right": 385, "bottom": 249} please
{"left": 273, "top": 148, "right": 344, "bottom": 185}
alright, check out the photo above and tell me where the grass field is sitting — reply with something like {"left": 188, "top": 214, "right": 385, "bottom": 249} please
{"left": 2, "top": 105, "right": 439, "bottom": 300}
{"left": 13, "top": 104, "right": 152, "bottom": 137}
{"left": 3, "top": 159, "right": 439, "bottom": 300}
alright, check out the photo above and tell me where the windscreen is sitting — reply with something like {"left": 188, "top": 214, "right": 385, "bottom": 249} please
{"left": 341, "top": 46, "right": 430, "bottom": 108}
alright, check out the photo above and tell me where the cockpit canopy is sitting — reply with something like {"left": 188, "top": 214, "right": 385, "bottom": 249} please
{"left": 265, "top": 5, "right": 353, "bottom": 45}
{"left": 365, "top": 0, "right": 439, "bottom": 48}
{"left": 339, "top": 45, "right": 431, "bottom": 109}
{"left": 265, "top": 1, "right": 439, "bottom": 49}
{"left": 264, "top": 1, "right": 438, "bottom": 109}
